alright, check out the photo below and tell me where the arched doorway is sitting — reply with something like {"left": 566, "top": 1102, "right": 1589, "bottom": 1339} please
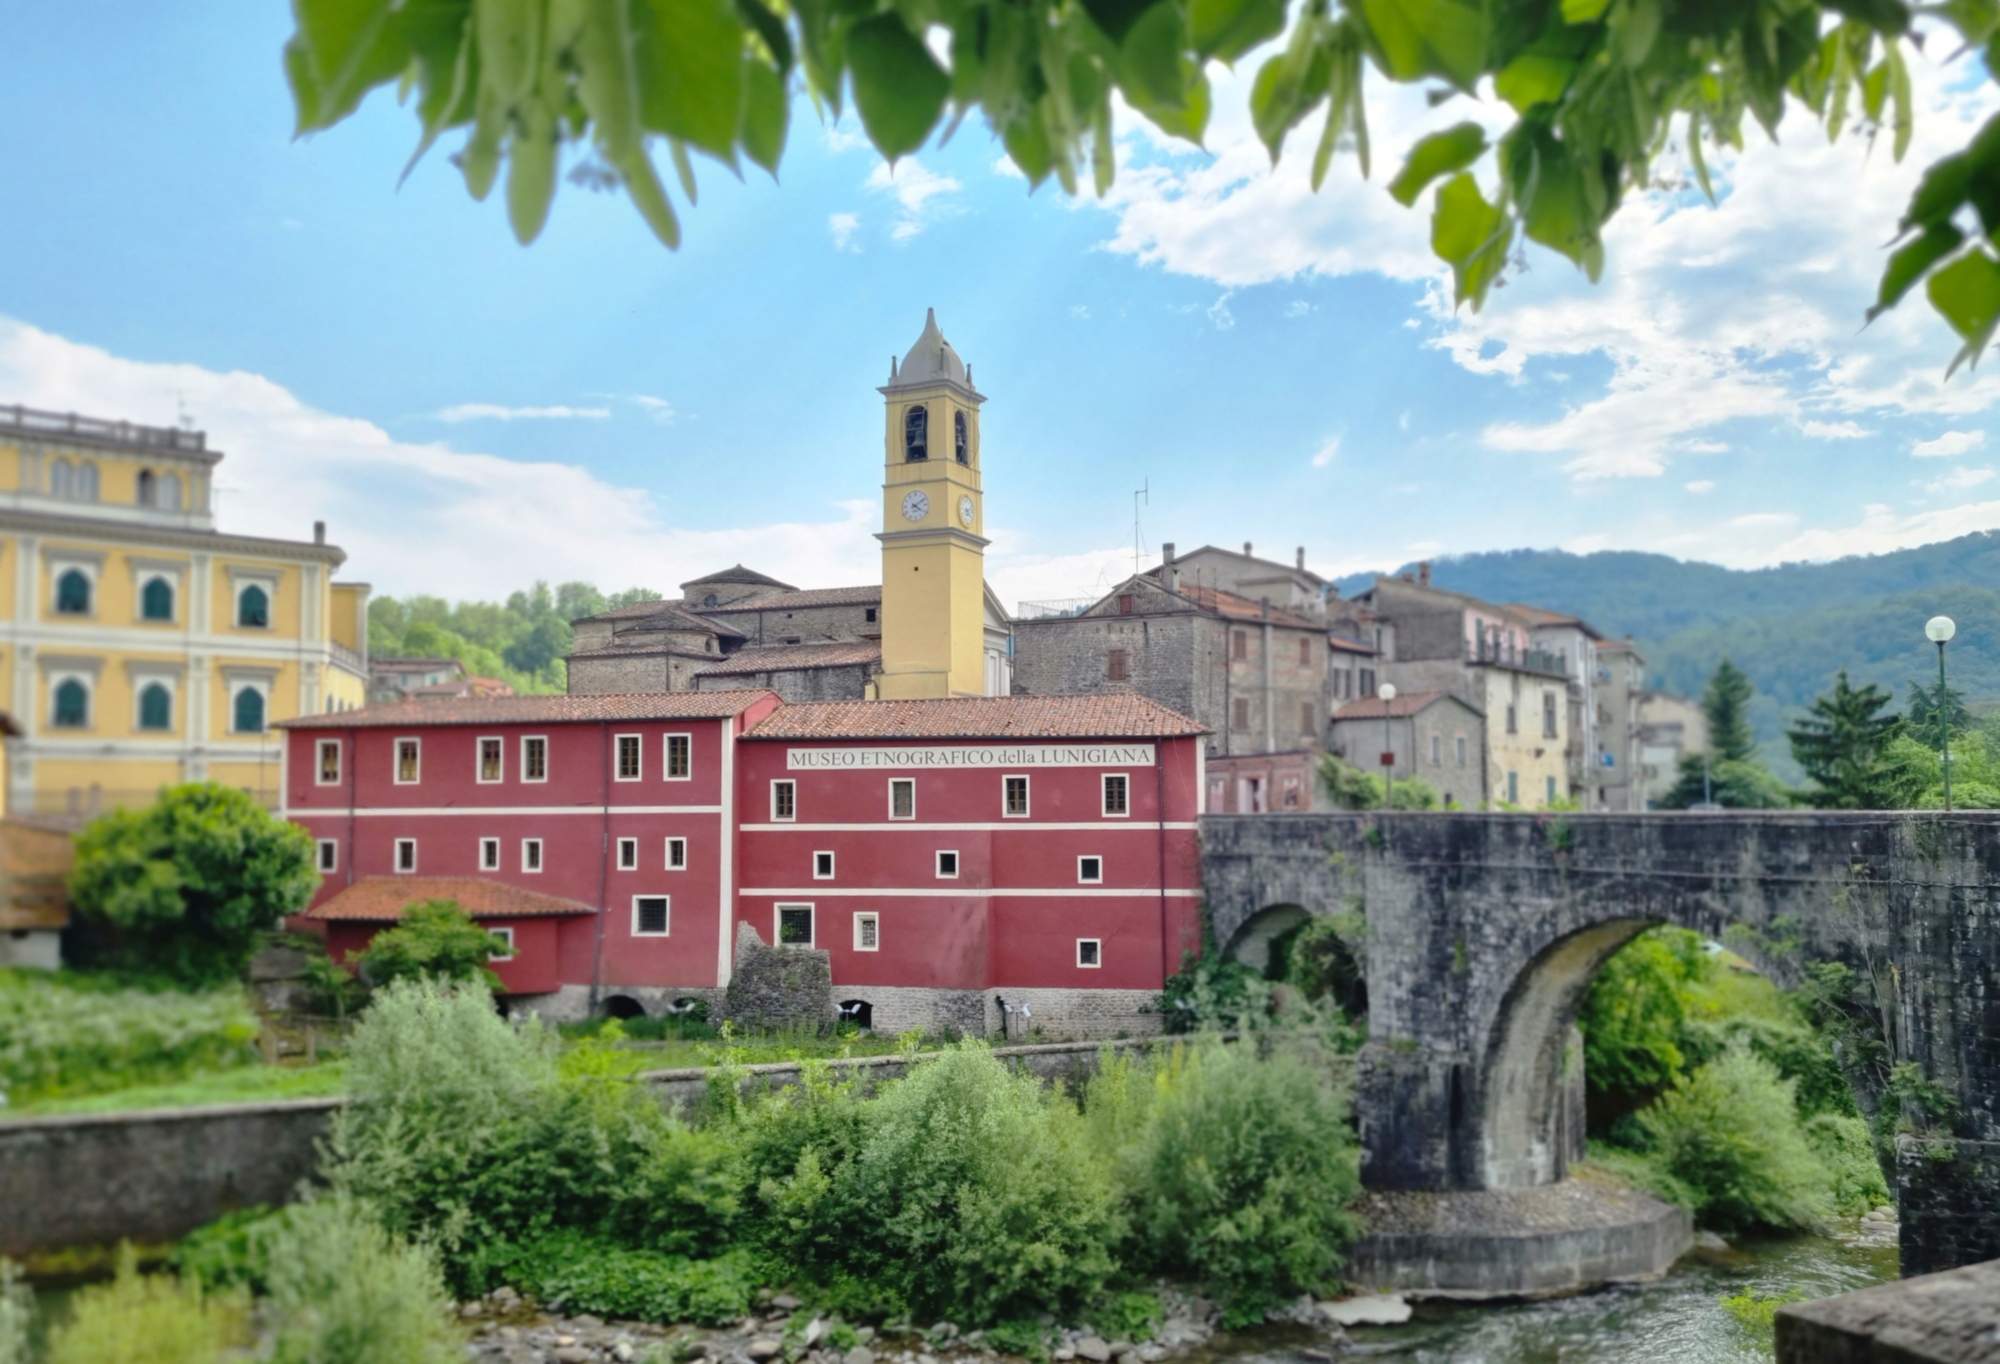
{"left": 601, "top": 994, "right": 648, "bottom": 1020}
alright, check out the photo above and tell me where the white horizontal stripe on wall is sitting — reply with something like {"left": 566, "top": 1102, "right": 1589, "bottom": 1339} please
{"left": 737, "top": 822, "right": 1197, "bottom": 833}
{"left": 738, "top": 887, "right": 1201, "bottom": 898}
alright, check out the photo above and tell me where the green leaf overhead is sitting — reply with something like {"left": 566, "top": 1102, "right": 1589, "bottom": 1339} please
{"left": 1388, "top": 122, "right": 1488, "bottom": 206}
{"left": 845, "top": 15, "right": 952, "bottom": 159}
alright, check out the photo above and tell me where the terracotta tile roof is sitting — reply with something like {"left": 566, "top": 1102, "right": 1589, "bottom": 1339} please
{"left": 564, "top": 644, "right": 711, "bottom": 660}
{"left": 372, "top": 657, "right": 463, "bottom": 671}
{"left": 1170, "top": 583, "right": 1322, "bottom": 630}
{"left": 1510, "top": 604, "right": 1603, "bottom": 638}
{"left": 1327, "top": 636, "right": 1377, "bottom": 656}
{"left": 746, "top": 693, "right": 1206, "bottom": 740}
{"left": 305, "top": 877, "right": 595, "bottom": 922}
{"left": 276, "top": 691, "right": 775, "bottom": 729}
{"left": 705, "top": 585, "right": 881, "bottom": 611}
{"left": 682, "top": 564, "right": 795, "bottom": 590}
{"left": 695, "top": 641, "right": 881, "bottom": 676}
{"left": 1333, "top": 689, "right": 1467, "bottom": 720}
{"left": 577, "top": 602, "right": 746, "bottom": 637}
{"left": 1595, "top": 638, "right": 1643, "bottom": 654}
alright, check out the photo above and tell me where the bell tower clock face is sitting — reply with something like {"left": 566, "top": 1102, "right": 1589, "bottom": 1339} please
{"left": 958, "top": 496, "right": 975, "bottom": 527}
{"left": 901, "top": 490, "right": 930, "bottom": 522}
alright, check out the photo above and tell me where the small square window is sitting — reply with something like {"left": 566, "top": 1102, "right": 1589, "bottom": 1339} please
{"left": 864, "top": 607, "right": 878, "bottom": 624}
{"left": 854, "top": 912, "right": 880, "bottom": 952}
{"left": 633, "top": 896, "right": 670, "bottom": 936}
{"left": 814, "top": 850, "right": 835, "bottom": 879}
{"left": 478, "top": 737, "right": 503, "bottom": 783}
{"left": 1078, "top": 855, "right": 1104, "bottom": 884}
{"left": 665, "top": 733, "right": 692, "bottom": 780}
{"left": 1077, "top": 938, "right": 1102, "bottom": 968}
{"left": 316, "top": 739, "right": 341, "bottom": 786}
{"left": 772, "top": 780, "right": 796, "bottom": 821}
{"left": 889, "top": 778, "right": 915, "bottom": 820}
{"left": 489, "top": 926, "right": 516, "bottom": 960}
{"left": 777, "top": 904, "right": 814, "bottom": 946}
{"left": 395, "top": 838, "right": 416, "bottom": 873}
{"left": 665, "top": 837, "right": 688, "bottom": 870}
{"left": 615, "top": 734, "right": 642, "bottom": 781}
{"left": 479, "top": 837, "right": 500, "bottom": 871}
{"left": 522, "top": 838, "right": 543, "bottom": 873}
{"left": 1107, "top": 648, "right": 1129, "bottom": 681}
{"left": 395, "top": 738, "right": 421, "bottom": 784}
{"left": 936, "top": 850, "right": 959, "bottom": 878}
{"left": 522, "top": 736, "right": 549, "bottom": 782}
{"left": 618, "top": 837, "right": 638, "bottom": 870}
{"left": 1102, "top": 774, "right": 1129, "bottom": 817}
{"left": 1003, "top": 774, "right": 1029, "bottom": 818}
{"left": 316, "top": 839, "right": 338, "bottom": 873}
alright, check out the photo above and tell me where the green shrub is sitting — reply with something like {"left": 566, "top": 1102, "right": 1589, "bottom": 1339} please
{"left": 1803, "top": 1113, "right": 1892, "bottom": 1216}
{"left": 1719, "top": 1288, "right": 1807, "bottom": 1349}
{"left": 67, "top": 782, "right": 320, "bottom": 986}
{"left": 0, "top": 1260, "right": 28, "bottom": 1364}
{"left": 354, "top": 899, "right": 508, "bottom": 990}
{"left": 169, "top": 1204, "right": 282, "bottom": 1293}
{"left": 0, "top": 969, "right": 259, "bottom": 1104}
{"left": 261, "top": 1197, "right": 464, "bottom": 1364}
{"left": 1631, "top": 1046, "right": 1834, "bottom": 1232}
{"left": 1578, "top": 928, "right": 1707, "bottom": 1110}
{"left": 496, "top": 1234, "right": 757, "bottom": 1324}
{"left": 1105, "top": 1040, "right": 1360, "bottom": 1326}
{"left": 45, "top": 1251, "right": 246, "bottom": 1364}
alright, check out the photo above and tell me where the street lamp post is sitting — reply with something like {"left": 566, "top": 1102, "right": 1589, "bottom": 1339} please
{"left": 1379, "top": 683, "right": 1397, "bottom": 809}
{"left": 1926, "top": 615, "right": 1957, "bottom": 811}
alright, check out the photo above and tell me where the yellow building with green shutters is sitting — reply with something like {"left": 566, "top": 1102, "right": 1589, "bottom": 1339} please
{"left": 0, "top": 406, "right": 370, "bottom": 821}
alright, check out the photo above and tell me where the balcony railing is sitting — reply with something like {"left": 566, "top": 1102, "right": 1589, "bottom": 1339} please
{"left": 0, "top": 404, "right": 206, "bottom": 453}
{"left": 329, "top": 640, "right": 367, "bottom": 676}
{"left": 1016, "top": 597, "right": 1099, "bottom": 620}
{"left": 1471, "top": 634, "right": 1570, "bottom": 677}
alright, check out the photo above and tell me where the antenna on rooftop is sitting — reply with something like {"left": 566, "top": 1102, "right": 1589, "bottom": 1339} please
{"left": 174, "top": 390, "right": 195, "bottom": 430}
{"left": 1132, "top": 480, "right": 1149, "bottom": 576}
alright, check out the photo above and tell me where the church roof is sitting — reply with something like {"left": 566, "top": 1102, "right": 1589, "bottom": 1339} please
{"left": 885, "top": 308, "right": 973, "bottom": 393}
{"left": 703, "top": 584, "right": 882, "bottom": 612}
{"left": 694, "top": 641, "right": 881, "bottom": 676}
{"left": 682, "top": 564, "right": 796, "bottom": 591}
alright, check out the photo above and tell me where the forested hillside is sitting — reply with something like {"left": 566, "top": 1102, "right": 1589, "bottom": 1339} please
{"left": 367, "top": 582, "right": 664, "bottom": 695}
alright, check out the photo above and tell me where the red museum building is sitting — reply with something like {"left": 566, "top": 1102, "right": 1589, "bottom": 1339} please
{"left": 279, "top": 691, "right": 1205, "bottom": 1037}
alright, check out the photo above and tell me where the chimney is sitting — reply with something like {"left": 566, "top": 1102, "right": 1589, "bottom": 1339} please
{"left": 1295, "top": 546, "right": 1305, "bottom": 570}
{"left": 313, "top": 520, "right": 325, "bottom": 545}
{"left": 1418, "top": 560, "right": 1432, "bottom": 587}
{"left": 1243, "top": 541, "right": 1253, "bottom": 557}
{"left": 1162, "top": 542, "right": 1178, "bottom": 594}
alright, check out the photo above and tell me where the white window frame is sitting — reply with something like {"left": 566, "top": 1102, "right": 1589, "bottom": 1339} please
{"left": 853, "top": 911, "right": 881, "bottom": 952}
{"left": 888, "top": 777, "right": 916, "bottom": 821}
{"left": 617, "top": 837, "right": 639, "bottom": 870}
{"left": 631, "top": 895, "right": 671, "bottom": 937}
{"left": 1076, "top": 938, "right": 1102, "bottom": 969}
{"left": 479, "top": 837, "right": 501, "bottom": 871}
{"left": 47, "top": 668, "right": 94, "bottom": 730}
{"left": 1078, "top": 855, "right": 1104, "bottom": 884}
{"left": 1101, "top": 773, "right": 1130, "bottom": 818}
{"left": 394, "top": 838, "right": 417, "bottom": 873}
{"left": 394, "top": 737, "right": 422, "bottom": 785}
{"left": 663, "top": 732, "right": 692, "bottom": 781}
{"left": 521, "top": 735, "right": 549, "bottom": 783}
{"left": 489, "top": 926, "right": 517, "bottom": 960}
{"left": 316, "top": 839, "right": 338, "bottom": 873}
{"left": 936, "top": 850, "right": 959, "bottom": 879}
{"left": 316, "top": 738, "right": 342, "bottom": 786}
{"left": 1002, "top": 773, "right": 1030, "bottom": 818}
{"left": 135, "top": 571, "right": 178, "bottom": 625}
{"left": 46, "top": 552, "right": 102, "bottom": 618}
{"left": 228, "top": 568, "right": 280, "bottom": 631}
{"left": 813, "top": 850, "right": 836, "bottom": 880}
{"left": 521, "top": 838, "right": 544, "bottom": 873}
{"left": 476, "top": 736, "right": 505, "bottom": 784}
{"left": 775, "top": 902, "right": 816, "bottom": 948}
{"left": 614, "top": 733, "right": 644, "bottom": 782}
{"left": 228, "top": 678, "right": 272, "bottom": 735}
{"left": 665, "top": 836, "right": 688, "bottom": 870}
{"left": 771, "top": 779, "right": 797, "bottom": 822}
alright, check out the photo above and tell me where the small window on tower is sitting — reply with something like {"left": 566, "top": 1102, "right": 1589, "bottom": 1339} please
{"left": 954, "top": 410, "right": 968, "bottom": 464}
{"left": 904, "top": 405, "right": 928, "bottom": 461}
{"left": 1107, "top": 649, "right": 1129, "bottom": 682}
{"left": 1299, "top": 638, "right": 1312, "bottom": 666}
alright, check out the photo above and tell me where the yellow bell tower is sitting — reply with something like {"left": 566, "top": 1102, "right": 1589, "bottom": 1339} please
{"left": 875, "top": 309, "right": 988, "bottom": 699}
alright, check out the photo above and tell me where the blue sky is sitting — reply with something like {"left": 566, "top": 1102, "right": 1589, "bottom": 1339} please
{"left": 5, "top": 3, "right": 2000, "bottom": 606}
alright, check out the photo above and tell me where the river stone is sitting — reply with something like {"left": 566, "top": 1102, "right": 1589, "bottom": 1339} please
{"left": 1320, "top": 1295, "right": 1411, "bottom": 1327}
{"left": 773, "top": 1294, "right": 803, "bottom": 1311}
{"left": 749, "top": 1339, "right": 783, "bottom": 1360}
{"left": 553, "top": 1349, "right": 593, "bottom": 1364}
{"left": 845, "top": 1347, "right": 876, "bottom": 1364}
{"left": 1075, "top": 1337, "right": 1112, "bottom": 1362}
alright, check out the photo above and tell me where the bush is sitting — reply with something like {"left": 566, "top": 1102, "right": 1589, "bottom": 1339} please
{"left": 67, "top": 782, "right": 320, "bottom": 986}
{"left": 45, "top": 1250, "right": 246, "bottom": 1364}
{"left": 0, "top": 969, "right": 258, "bottom": 1104}
{"left": 1803, "top": 1113, "right": 1891, "bottom": 1216}
{"left": 261, "top": 1197, "right": 464, "bottom": 1364}
{"left": 496, "top": 1234, "right": 757, "bottom": 1324}
{"left": 0, "top": 1260, "right": 28, "bottom": 1364}
{"left": 354, "top": 899, "right": 509, "bottom": 990}
{"left": 1102, "top": 1040, "right": 1360, "bottom": 1325}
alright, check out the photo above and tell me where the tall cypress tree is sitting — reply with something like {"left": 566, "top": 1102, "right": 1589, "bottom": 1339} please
{"left": 1705, "top": 659, "right": 1757, "bottom": 764}
{"left": 1789, "top": 671, "right": 1904, "bottom": 809}
{"left": 1906, "top": 676, "right": 1973, "bottom": 736}
{"left": 1657, "top": 659, "right": 1791, "bottom": 809}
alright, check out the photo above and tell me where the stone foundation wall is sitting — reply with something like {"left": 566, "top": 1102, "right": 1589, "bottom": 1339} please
{"left": 1896, "top": 1137, "right": 2000, "bottom": 1278}
{"left": 722, "top": 923, "right": 835, "bottom": 1030}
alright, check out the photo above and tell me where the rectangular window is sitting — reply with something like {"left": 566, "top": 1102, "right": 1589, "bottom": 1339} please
{"left": 1507, "top": 770, "right": 1519, "bottom": 803}
{"left": 1002, "top": 774, "right": 1030, "bottom": 818}
{"left": 633, "top": 896, "right": 670, "bottom": 936}
{"left": 1359, "top": 668, "right": 1376, "bottom": 696}
{"left": 489, "top": 926, "right": 516, "bottom": 960}
{"left": 477, "top": 736, "right": 503, "bottom": 783}
{"left": 936, "top": 850, "right": 959, "bottom": 878}
{"left": 1456, "top": 735, "right": 1468, "bottom": 767}
{"left": 1430, "top": 735, "right": 1442, "bottom": 765}
{"left": 1301, "top": 701, "right": 1315, "bottom": 737}
{"left": 395, "top": 738, "right": 420, "bottom": 784}
{"left": 777, "top": 903, "right": 814, "bottom": 946}
{"left": 316, "top": 739, "right": 341, "bottom": 786}
{"left": 1078, "top": 855, "right": 1104, "bottom": 884}
{"left": 395, "top": 838, "right": 416, "bottom": 873}
{"left": 665, "top": 837, "right": 688, "bottom": 870}
{"left": 772, "top": 780, "right": 796, "bottom": 821}
{"left": 1077, "top": 938, "right": 1102, "bottom": 968}
{"left": 522, "top": 736, "right": 548, "bottom": 782}
{"left": 1506, "top": 704, "right": 1519, "bottom": 735}
{"left": 1334, "top": 670, "right": 1348, "bottom": 699}
{"left": 864, "top": 606, "right": 878, "bottom": 624}
{"left": 1102, "top": 773, "right": 1129, "bottom": 817}
{"left": 814, "top": 850, "right": 835, "bottom": 879}
{"left": 521, "top": 838, "right": 543, "bottom": 873}
{"left": 664, "top": 733, "right": 692, "bottom": 780}
{"left": 1232, "top": 697, "right": 1250, "bottom": 730}
{"left": 854, "top": 912, "right": 880, "bottom": 952}
{"left": 1547, "top": 775, "right": 1559, "bottom": 804}
{"left": 480, "top": 837, "right": 500, "bottom": 871}
{"left": 618, "top": 837, "right": 638, "bottom": 870}
{"left": 1543, "top": 692, "right": 1558, "bottom": 739}
{"left": 889, "top": 778, "right": 915, "bottom": 820}
{"left": 1298, "top": 638, "right": 1312, "bottom": 666}
{"left": 616, "top": 734, "right": 642, "bottom": 781}
{"left": 1231, "top": 630, "right": 1248, "bottom": 661}
{"left": 1118, "top": 593, "right": 1134, "bottom": 615}
{"left": 316, "top": 839, "right": 338, "bottom": 872}
{"left": 1107, "top": 648, "right": 1129, "bottom": 682}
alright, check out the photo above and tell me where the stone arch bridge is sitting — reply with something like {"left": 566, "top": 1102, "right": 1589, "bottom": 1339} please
{"left": 1200, "top": 811, "right": 2000, "bottom": 1278}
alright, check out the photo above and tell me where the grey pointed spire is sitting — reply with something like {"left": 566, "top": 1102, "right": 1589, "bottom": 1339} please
{"left": 886, "top": 308, "right": 969, "bottom": 390}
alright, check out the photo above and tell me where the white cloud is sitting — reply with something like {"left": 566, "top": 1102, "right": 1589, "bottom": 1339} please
{"left": 1285, "top": 300, "right": 1314, "bottom": 318}
{"left": 1311, "top": 434, "right": 1341, "bottom": 467}
{"left": 1764, "top": 499, "right": 2000, "bottom": 562}
{"left": 984, "top": 540, "right": 1144, "bottom": 609}
{"left": 865, "top": 160, "right": 962, "bottom": 240}
{"left": 1686, "top": 480, "right": 1716, "bottom": 493}
{"left": 1070, "top": 304, "right": 1091, "bottom": 320}
{"left": 1926, "top": 464, "right": 1996, "bottom": 492}
{"left": 828, "top": 212, "right": 860, "bottom": 252}
{"left": 1681, "top": 440, "right": 1730, "bottom": 454}
{"left": 824, "top": 122, "right": 870, "bottom": 153}
{"left": 436, "top": 403, "right": 609, "bottom": 423}
{"left": 1206, "top": 292, "right": 1236, "bottom": 331}
{"left": 632, "top": 395, "right": 675, "bottom": 424}
{"left": 1912, "top": 430, "right": 1986, "bottom": 458}
{"left": 1801, "top": 419, "right": 1871, "bottom": 439}
{"left": 993, "top": 155, "right": 1026, "bottom": 180}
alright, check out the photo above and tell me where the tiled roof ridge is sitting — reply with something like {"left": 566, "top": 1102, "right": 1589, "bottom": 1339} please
{"left": 305, "top": 876, "right": 595, "bottom": 922}
{"left": 746, "top": 692, "right": 1206, "bottom": 739}
{"left": 276, "top": 690, "right": 777, "bottom": 728}
{"left": 694, "top": 641, "right": 881, "bottom": 676}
